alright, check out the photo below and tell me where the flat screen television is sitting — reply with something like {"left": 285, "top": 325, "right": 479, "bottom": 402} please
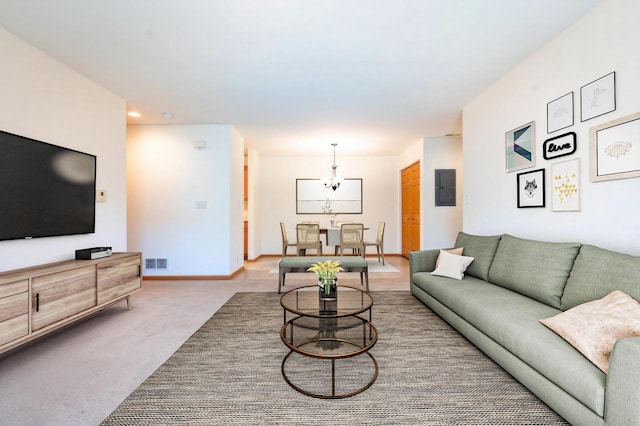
{"left": 0, "top": 129, "right": 96, "bottom": 241}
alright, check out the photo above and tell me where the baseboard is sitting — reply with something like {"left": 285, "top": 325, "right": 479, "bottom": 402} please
{"left": 248, "top": 253, "right": 403, "bottom": 261}
{"left": 143, "top": 265, "right": 244, "bottom": 281}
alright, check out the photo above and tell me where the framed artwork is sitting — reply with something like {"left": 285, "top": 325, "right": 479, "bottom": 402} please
{"left": 543, "top": 132, "right": 576, "bottom": 160}
{"left": 506, "top": 121, "right": 535, "bottom": 172}
{"left": 296, "top": 178, "right": 363, "bottom": 214}
{"left": 581, "top": 72, "right": 616, "bottom": 122}
{"left": 551, "top": 159, "right": 580, "bottom": 212}
{"left": 547, "top": 92, "right": 574, "bottom": 133}
{"left": 589, "top": 112, "right": 640, "bottom": 182}
{"left": 517, "top": 168, "right": 545, "bottom": 208}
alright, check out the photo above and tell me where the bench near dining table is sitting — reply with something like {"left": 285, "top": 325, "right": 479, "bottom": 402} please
{"left": 277, "top": 256, "right": 369, "bottom": 294}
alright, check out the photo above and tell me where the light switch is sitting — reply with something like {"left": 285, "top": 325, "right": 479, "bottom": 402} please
{"left": 96, "top": 189, "right": 107, "bottom": 202}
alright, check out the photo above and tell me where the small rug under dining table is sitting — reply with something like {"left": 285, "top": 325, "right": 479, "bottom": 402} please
{"left": 101, "top": 291, "right": 568, "bottom": 425}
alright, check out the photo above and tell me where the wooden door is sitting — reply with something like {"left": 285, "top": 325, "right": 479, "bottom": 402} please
{"left": 401, "top": 162, "right": 420, "bottom": 258}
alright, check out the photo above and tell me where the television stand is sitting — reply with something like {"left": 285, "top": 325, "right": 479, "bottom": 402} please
{"left": 0, "top": 252, "right": 142, "bottom": 356}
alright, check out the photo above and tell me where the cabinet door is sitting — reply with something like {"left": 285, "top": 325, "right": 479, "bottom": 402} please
{"left": 0, "top": 279, "right": 29, "bottom": 346}
{"left": 32, "top": 266, "right": 96, "bottom": 331}
{"left": 97, "top": 256, "right": 141, "bottom": 305}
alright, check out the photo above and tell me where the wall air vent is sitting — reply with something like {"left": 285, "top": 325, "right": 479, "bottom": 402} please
{"left": 145, "top": 258, "right": 156, "bottom": 269}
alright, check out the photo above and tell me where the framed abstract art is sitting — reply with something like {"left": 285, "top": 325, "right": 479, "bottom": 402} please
{"left": 506, "top": 121, "right": 535, "bottom": 172}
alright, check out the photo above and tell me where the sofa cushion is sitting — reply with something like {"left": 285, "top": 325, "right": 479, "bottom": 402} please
{"left": 561, "top": 244, "right": 640, "bottom": 310}
{"left": 412, "top": 272, "right": 606, "bottom": 416}
{"left": 488, "top": 234, "right": 581, "bottom": 309}
{"left": 541, "top": 290, "right": 640, "bottom": 373}
{"left": 435, "top": 247, "right": 464, "bottom": 268}
{"left": 431, "top": 250, "right": 474, "bottom": 280}
{"left": 453, "top": 232, "right": 501, "bottom": 281}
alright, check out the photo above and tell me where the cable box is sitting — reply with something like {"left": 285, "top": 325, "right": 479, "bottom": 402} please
{"left": 75, "top": 247, "right": 113, "bottom": 260}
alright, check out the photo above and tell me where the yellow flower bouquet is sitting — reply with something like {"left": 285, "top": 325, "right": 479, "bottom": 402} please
{"left": 307, "top": 260, "right": 343, "bottom": 296}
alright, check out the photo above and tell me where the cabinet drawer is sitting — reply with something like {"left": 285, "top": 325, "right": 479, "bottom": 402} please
{"left": 97, "top": 257, "right": 141, "bottom": 305}
{"left": 0, "top": 314, "right": 28, "bottom": 347}
{"left": 0, "top": 279, "right": 28, "bottom": 299}
{"left": 32, "top": 265, "right": 96, "bottom": 331}
{"left": 0, "top": 292, "right": 28, "bottom": 322}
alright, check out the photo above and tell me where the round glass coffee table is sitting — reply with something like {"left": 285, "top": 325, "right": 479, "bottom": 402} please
{"left": 279, "top": 285, "right": 378, "bottom": 399}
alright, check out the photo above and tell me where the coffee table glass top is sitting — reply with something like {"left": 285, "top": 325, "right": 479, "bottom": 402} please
{"left": 280, "top": 285, "right": 373, "bottom": 318}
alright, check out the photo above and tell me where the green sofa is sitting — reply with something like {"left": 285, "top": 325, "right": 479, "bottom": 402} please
{"left": 410, "top": 232, "right": 640, "bottom": 426}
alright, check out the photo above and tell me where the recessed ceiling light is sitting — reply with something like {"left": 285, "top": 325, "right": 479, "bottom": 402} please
{"left": 127, "top": 111, "right": 141, "bottom": 117}
{"left": 162, "top": 112, "right": 174, "bottom": 119}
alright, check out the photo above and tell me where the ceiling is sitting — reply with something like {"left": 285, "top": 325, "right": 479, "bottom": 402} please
{"left": 0, "top": 0, "right": 601, "bottom": 156}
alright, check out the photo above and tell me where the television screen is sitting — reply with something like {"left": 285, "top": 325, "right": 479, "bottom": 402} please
{"left": 0, "top": 129, "right": 96, "bottom": 241}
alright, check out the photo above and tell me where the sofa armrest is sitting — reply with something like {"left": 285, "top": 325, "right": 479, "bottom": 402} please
{"left": 604, "top": 336, "right": 640, "bottom": 425}
{"left": 409, "top": 249, "right": 440, "bottom": 276}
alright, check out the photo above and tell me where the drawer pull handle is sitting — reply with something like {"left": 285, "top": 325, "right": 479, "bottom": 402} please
{"left": 35, "top": 293, "right": 40, "bottom": 312}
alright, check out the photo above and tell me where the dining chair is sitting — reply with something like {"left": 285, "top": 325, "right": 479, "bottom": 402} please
{"left": 338, "top": 223, "right": 364, "bottom": 257}
{"left": 335, "top": 221, "right": 353, "bottom": 227}
{"left": 280, "top": 222, "right": 297, "bottom": 257}
{"left": 296, "top": 223, "right": 322, "bottom": 256}
{"left": 332, "top": 221, "right": 352, "bottom": 254}
{"left": 363, "top": 222, "right": 385, "bottom": 264}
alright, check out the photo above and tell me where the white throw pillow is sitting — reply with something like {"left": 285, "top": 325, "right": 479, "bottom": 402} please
{"left": 540, "top": 290, "right": 640, "bottom": 374}
{"left": 435, "top": 247, "right": 464, "bottom": 268}
{"left": 430, "top": 250, "right": 475, "bottom": 280}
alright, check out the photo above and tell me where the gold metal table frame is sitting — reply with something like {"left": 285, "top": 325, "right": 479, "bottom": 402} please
{"left": 279, "top": 285, "right": 378, "bottom": 399}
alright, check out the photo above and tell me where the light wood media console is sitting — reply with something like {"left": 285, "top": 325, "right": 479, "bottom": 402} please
{"left": 0, "top": 252, "right": 142, "bottom": 356}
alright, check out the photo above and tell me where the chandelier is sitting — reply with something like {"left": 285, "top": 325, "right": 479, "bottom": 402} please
{"left": 322, "top": 143, "right": 343, "bottom": 191}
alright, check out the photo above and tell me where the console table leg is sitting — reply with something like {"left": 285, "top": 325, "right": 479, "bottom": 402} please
{"left": 126, "top": 295, "right": 132, "bottom": 311}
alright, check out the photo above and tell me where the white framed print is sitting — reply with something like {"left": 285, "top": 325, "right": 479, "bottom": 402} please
{"left": 551, "top": 159, "right": 580, "bottom": 212}
{"left": 581, "top": 72, "right": 616, "bottom": 122}
{"left": 547, "top": 92, "right": 574, "bottom": 133}
{"left": 589, "top": 112, "right": 640, "bottom": 182}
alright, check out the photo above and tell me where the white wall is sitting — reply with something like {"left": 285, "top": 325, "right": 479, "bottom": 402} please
{"left": 229, "top": 127, "right": 245, "bottom": 272}
{"left": 246, "top": 148, "right": 261, "bottom": 260}
{"left": 422, "top": 136, "right": 463, "bottom": 249}
{"left": 127, "top": 124, "right": 244, "bottom": 276}
{"left": 0, "top": 28, "right": 127, "bottom": 271}
{"left": 259, "top": 154, "right": 401, "bottom": 256}
{"left": 462, "top": 0, "right": 640, "bottom": 255}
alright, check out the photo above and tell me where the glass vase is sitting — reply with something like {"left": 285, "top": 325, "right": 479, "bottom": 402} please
{"left": 319, "top": 277, "right": 338, "bottom": 300}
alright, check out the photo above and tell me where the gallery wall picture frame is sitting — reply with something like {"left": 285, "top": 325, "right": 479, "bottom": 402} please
{"left": 517, "top": 168, "right": 545, "bottom": 208}
{"left": 506, "top": 121, "right": 535, "bottom": 173}
{"left": 581, "top": 71, "right": 616, "bottom": 122}
{"left": 543, "top": 132, "right": 577, "bottom": 160}
{"left": 547, "top": 92, "right": 574, "bottom": 133}
{"left": 296, "top": 178, "right": 363, "bottom": 214}
{"left": 589, "top": 112, "right": 640, "bottom": 182}
{"left": 551, "top": 159, "right": 580, "bottom": 212}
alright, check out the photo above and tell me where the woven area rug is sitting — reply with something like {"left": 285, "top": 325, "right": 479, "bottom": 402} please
{"left": 102, "top": 292, "right": 568, "bottom": 425}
